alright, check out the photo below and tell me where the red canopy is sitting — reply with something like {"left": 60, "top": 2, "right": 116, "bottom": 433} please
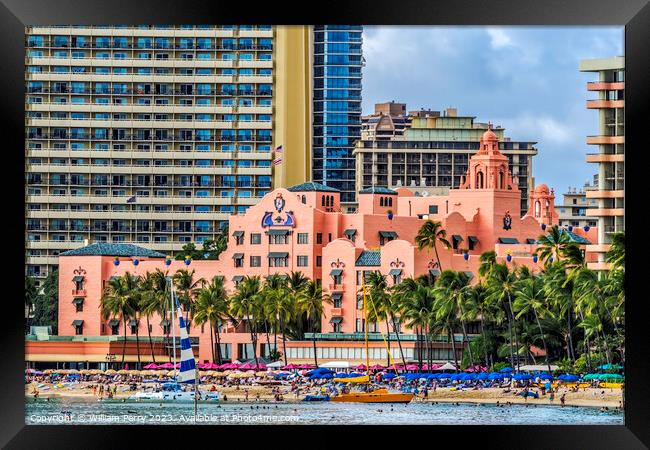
{"left": 406, "top": 364, "right": 420, "bottom": 371}
{"left": 370, "top": 364, "right": 386, "bottom": 370}
{"left": 157, "top": 362, "right": 174, "bottom": 369}
{"left": 143, "top": 363, "right": 158, "bottom": 369}
{"left": 355, "top": 364, "right": 367, "bottom": 370}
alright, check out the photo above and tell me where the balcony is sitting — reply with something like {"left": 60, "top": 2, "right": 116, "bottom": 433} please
{"left": 586, "top": 99, "right": 624, "bottom": 109}
{"left": 586, "top": 153, "right": 624, "bottom": 163}
{"left": 587, "top": 82, "right": 624, "bottom": 91}
{"left": 328, "top": 283, "right": 345, "bottom": 292}
{"left": 71, "top": 289, "right": 87, "bottom": 296}
{"left": 586, "top": 135, "right": 624, "bottom": 145}
{"left": 330, "top": 307, "right": 344, "bottom": 317}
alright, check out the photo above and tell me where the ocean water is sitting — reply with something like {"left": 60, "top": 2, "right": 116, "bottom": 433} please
{"left": 25, "top": 398, "right": 623, "bottom": 425}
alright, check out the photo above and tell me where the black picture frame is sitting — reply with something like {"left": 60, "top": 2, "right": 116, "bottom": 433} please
{"left": 2, "top": 0, "right": 648, "bottom": 447}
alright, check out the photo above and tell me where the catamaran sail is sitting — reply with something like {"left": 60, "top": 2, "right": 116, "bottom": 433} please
{"left": 176, "top": 298, "right": 196, "bottom": 384}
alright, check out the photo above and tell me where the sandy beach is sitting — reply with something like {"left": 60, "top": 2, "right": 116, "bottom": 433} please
{"left": 25, "top": 381, "right": 623, "bottom": 409}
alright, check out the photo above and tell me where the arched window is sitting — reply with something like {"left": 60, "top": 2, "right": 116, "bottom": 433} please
{"left": 326, "top": 196, "right": 331, "bottom": 207}
{"left": 476, "top": 171, "right": 484, "bottom": 189}
{"left": 498, "top": 171, "right": 504, "bottom": 189}
{"left": 301, "top": 195, "right": 306, "bottom": 204}
{"left": 535, "top": 200, "right": 541, "bottom": 217}
{"left": 330, "top": 195, "right": 334, "bottom": 206}
{"left": 388, "top": 197, "right": 393, "bottom": 207}
{"left": 321, "top": 196, "right": 325, "bottom": 206}
{"left": 380, "top": 197, "right": 384, "bottom": 207}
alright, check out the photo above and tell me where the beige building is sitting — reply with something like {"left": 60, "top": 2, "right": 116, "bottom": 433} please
{"left": 24, "top": 25, "right": 316, "bottom": 280}
{"left": 579, "top": 57, "right": 625, "bottom": 270}
{"left": 557, "top": 176, "right": 599, "bottom": 230}
{"left": 354, "top": 105, "right": 538, "bottom": 213}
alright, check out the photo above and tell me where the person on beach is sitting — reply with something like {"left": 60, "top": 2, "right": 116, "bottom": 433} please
{"left": 560, "top": 394, "right": 566, "bottom": 407}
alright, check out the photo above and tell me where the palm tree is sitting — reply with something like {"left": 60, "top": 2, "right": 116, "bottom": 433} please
{"left": 100, "top": 273, "right": 138, "bottom": 366}
{"left": 366, "top": 271, "right": 396, "bottom": 367}
{"left": 543, "top": 262, "right": 577, "bottom": 362}
{"left": 172, "top": 269, "right": 205, "bottom": 322}
{"left": 486, "top": 263, "right": 520, "bottom": 371}
{"left": 415, "top": 220, "right": 450, "bottom": 271}
{"left": 297, "top": 280, "right": 331, "bottom": 367}
{"left": 535, "top": 225, "right": 572, "bottom": 264}
{"left": 264, "top": 279, "right": 295, "bottom": 366}
{"left": 138, "top": 272, "right": 159, "bottom": 364}
{"left": 432, "top": 271, "right": 473, "bottom": 367}
{"left": 513, "top": 276, "right": 552, "bottom": 372}
{"left": 194, "top": 276, "right": 229, "bottom": 364}
{"left": 478, "top": 251, "right": 497, "bottom": 280}
{"left": 392, "top": 277, "right": 426, "bottom": 368}
{"left": 606, "top": 232, "right": 624, "bottom": 270}
{"left": 230, "top": 276, "right": 262, "bottom": 367}
{"left": 463, "top": 283, "right": 495, "bottom": 367}
{"left": 149, "top": 269, "right": 172, "bottom": 361}
{"left": 401, "top": 284, "right": 436, "bottom": 369}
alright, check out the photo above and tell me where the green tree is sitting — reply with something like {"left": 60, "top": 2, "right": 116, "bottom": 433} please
{"left": 25, "top": 276, "right": 39, "bottom": 332}
{"left": 194, "top": 276, "right": 230, "bottom": 364}
{"left": 100, "top": 273, "right": 138, "bottom": 365}
{"left": 606, "top": 232, "right": 624, "bottom": 270}
{"left": 297, "top": 280, "right": 331, "bottom": 367}
{"left": 513, "top": 276, "right": 552, "bottom": 372}
{"left": 535, "top": 225, "right": 572, "bottom": 264}
{"left": 230, "top": 276, "right": 263, "bottom": 367}
{"left": 31, "top": 270, "right": 59, "bottom": 334}
{"left": 415, "top": 220, "right": 451, "bottom": 271}
{"left": 172, "top": 269, "right": 205, "bottom": 322}
{"left": 486, "top": 263, "right": 520, "bottom": 371}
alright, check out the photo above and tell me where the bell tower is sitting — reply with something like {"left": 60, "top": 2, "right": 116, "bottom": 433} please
{"left": 527, "top": 184, "right": 559, "bottom": 226}
{"left": 459, "top": 123, "right": 519, "bottom": 192}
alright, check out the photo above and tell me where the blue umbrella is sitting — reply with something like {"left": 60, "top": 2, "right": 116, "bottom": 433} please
{"left": 489, "top": 373, "right": 504, "bottom": 381}
{"left": 477, "top": 372, "right": 490, "bottom": 381}
{"left": 382, "top": 373, "right": 396, "bottom": 380}
{"left": 558, "top": 374, "right": 579, "bottom": 382}
{"left": 597, "top": 364, "right": 623, "bottom": 371}
{"left": 499, "top": 367, "right": 513, "bottom": 373}
{"left": 513, "top": 373, "right": 532, "bottom": 381}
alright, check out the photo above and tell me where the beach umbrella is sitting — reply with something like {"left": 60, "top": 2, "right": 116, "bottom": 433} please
{"left": 488, "top": 373, "right": 504, "bottom": 380}
{"left": 117, "top": 369, "right": 129, "bottom": 375}
{"left": 298, "top": 364, "right": 316, "bottom": 369}
{"left": 597, "top": 364, "right": 623, "bottom": 371}
{"left": 105, "top": 369, "right": 117, "bottom": 375}
{"left": 370, "top": 364, "right": 385, "bottom": 371}
{"left": 513, "top": 373, "right": 532, "bottom": 381}
{"left": 583, "top": 373, "right": 598, "bottom": 380}
{"left": 499, "top": 367, "right": 513, "bottom": 373}
{"left": 558, "top": 374, "right": 579, "bottom": 382}
{"left": 477, "top": 372, "right": 490, "bottom": 381}
{"left": 382, "top": 373, "right": 396, "bottom": 380}
{"left": 158, "top": 362, "right": 174, "bottom": 369}
{"left": 143, "top": 363, "right": 158, "bottom": 369}
{"left": 598, "top": 373, "right": 624, "bottom": 381}
{"left": 166, "top": 370, "right": 176, "bottom": 377}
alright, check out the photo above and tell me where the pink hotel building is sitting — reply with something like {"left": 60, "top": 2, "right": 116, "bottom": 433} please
{"left": 44, "top": 128, "right": 598, "bottom": 366}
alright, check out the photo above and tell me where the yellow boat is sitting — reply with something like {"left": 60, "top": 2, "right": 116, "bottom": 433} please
{"left": 329, "top": 284, "right": 414, "bottom": 404}
{"left": 331, "top": 388, "right": 414, "bottom": 404}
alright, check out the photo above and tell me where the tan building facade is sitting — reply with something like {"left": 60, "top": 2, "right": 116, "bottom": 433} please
{"left": 579, "top": 57, "right": 625, "bottom": 270}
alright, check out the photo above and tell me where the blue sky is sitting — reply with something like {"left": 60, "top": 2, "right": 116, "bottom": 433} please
{"left": 361, "top": 26, "right": 623, "bottom": 198}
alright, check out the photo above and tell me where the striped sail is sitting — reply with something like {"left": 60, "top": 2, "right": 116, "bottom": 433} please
{"left": 176, "top": 301, "right": 196, "bottom": 384}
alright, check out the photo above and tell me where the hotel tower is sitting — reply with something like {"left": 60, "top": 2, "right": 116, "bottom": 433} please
{"left": 579, "top": 56, "right": 625, "bottom": 270}
{"left": 25, "top": 25, "right": 362, "bottom": 280}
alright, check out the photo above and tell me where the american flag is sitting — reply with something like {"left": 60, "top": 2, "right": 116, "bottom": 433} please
{"left": 273, "top": 158, "right": 283, "bottom": 165}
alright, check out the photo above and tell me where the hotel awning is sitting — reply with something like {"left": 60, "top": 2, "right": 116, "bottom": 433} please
{"left": 526, "top": 238, "right": 537, "bottom": 244}
{"left": 429, "top": 269, "right": 441, "bottom": 277}
{"left": 498, "top": 237, "right": 520, "bottom": 244}
{"left": 72, "top": 297, "right": 84, "bottom": 305}
{"left": 72, "top": 275, "right": 84, "bottom": 282}
{"left": 329, "top": 317, "right": 343, "bottom": 324}
{"left": 159, "top": 319, "right": 170, "bottom": 327}
{"left": 72, "top": 320, "right": 84, "bottom": 326}
{"left": 344, "top": 229, "right": 357, "bottom": 237}
{"left": 463, "top": 271, "right": 474, "bottom": 280}
{"left": 330, "top": 269, "right": 343, "bottom": 277}
{"left": 389, "top": 268, "right": 403, "bottom": 276}
{"left": 452, "top": 235, "right": 464, "bottom": 242}
{"left": 266, "top": 229, "right": 289, "bottom": 236}
{"left": 109, "top": 319, "right": 120, "bottom": 327}
{"left": 232, "top": 253, "right": 244, "bottom": 260}
{"left": 268, "top": 252, "right": 289, "bottom": 258}
{"left": 331, "top": 293, "right": 343, "bottom": 301}
{"left": 232, "top": 275, "right": 244, "bottom": 283}
{"left": 128, "top": 319, "right": 139, "bottom": 327}
{"left": 232, "top": 230, "right": 244, "bottom": 237}
{"left": 468, "top": 236, "right": 479, "bottom": 244}
{"left": 379, "top": 231, "right": 398, "bottom": 238}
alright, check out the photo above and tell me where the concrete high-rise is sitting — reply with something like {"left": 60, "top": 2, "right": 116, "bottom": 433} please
{"left": 354, "top": 105, "right": 538, "bottom": 214}
{"left": 25, "top": 25, "right": 280, "bottom": 279}
{"left": 579, "top": 56, "right": 625, "bottom": 270}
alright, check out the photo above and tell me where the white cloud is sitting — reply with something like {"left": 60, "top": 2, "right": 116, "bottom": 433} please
{"left": 486, "top": 28, "right": 514, "bottom": 49}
